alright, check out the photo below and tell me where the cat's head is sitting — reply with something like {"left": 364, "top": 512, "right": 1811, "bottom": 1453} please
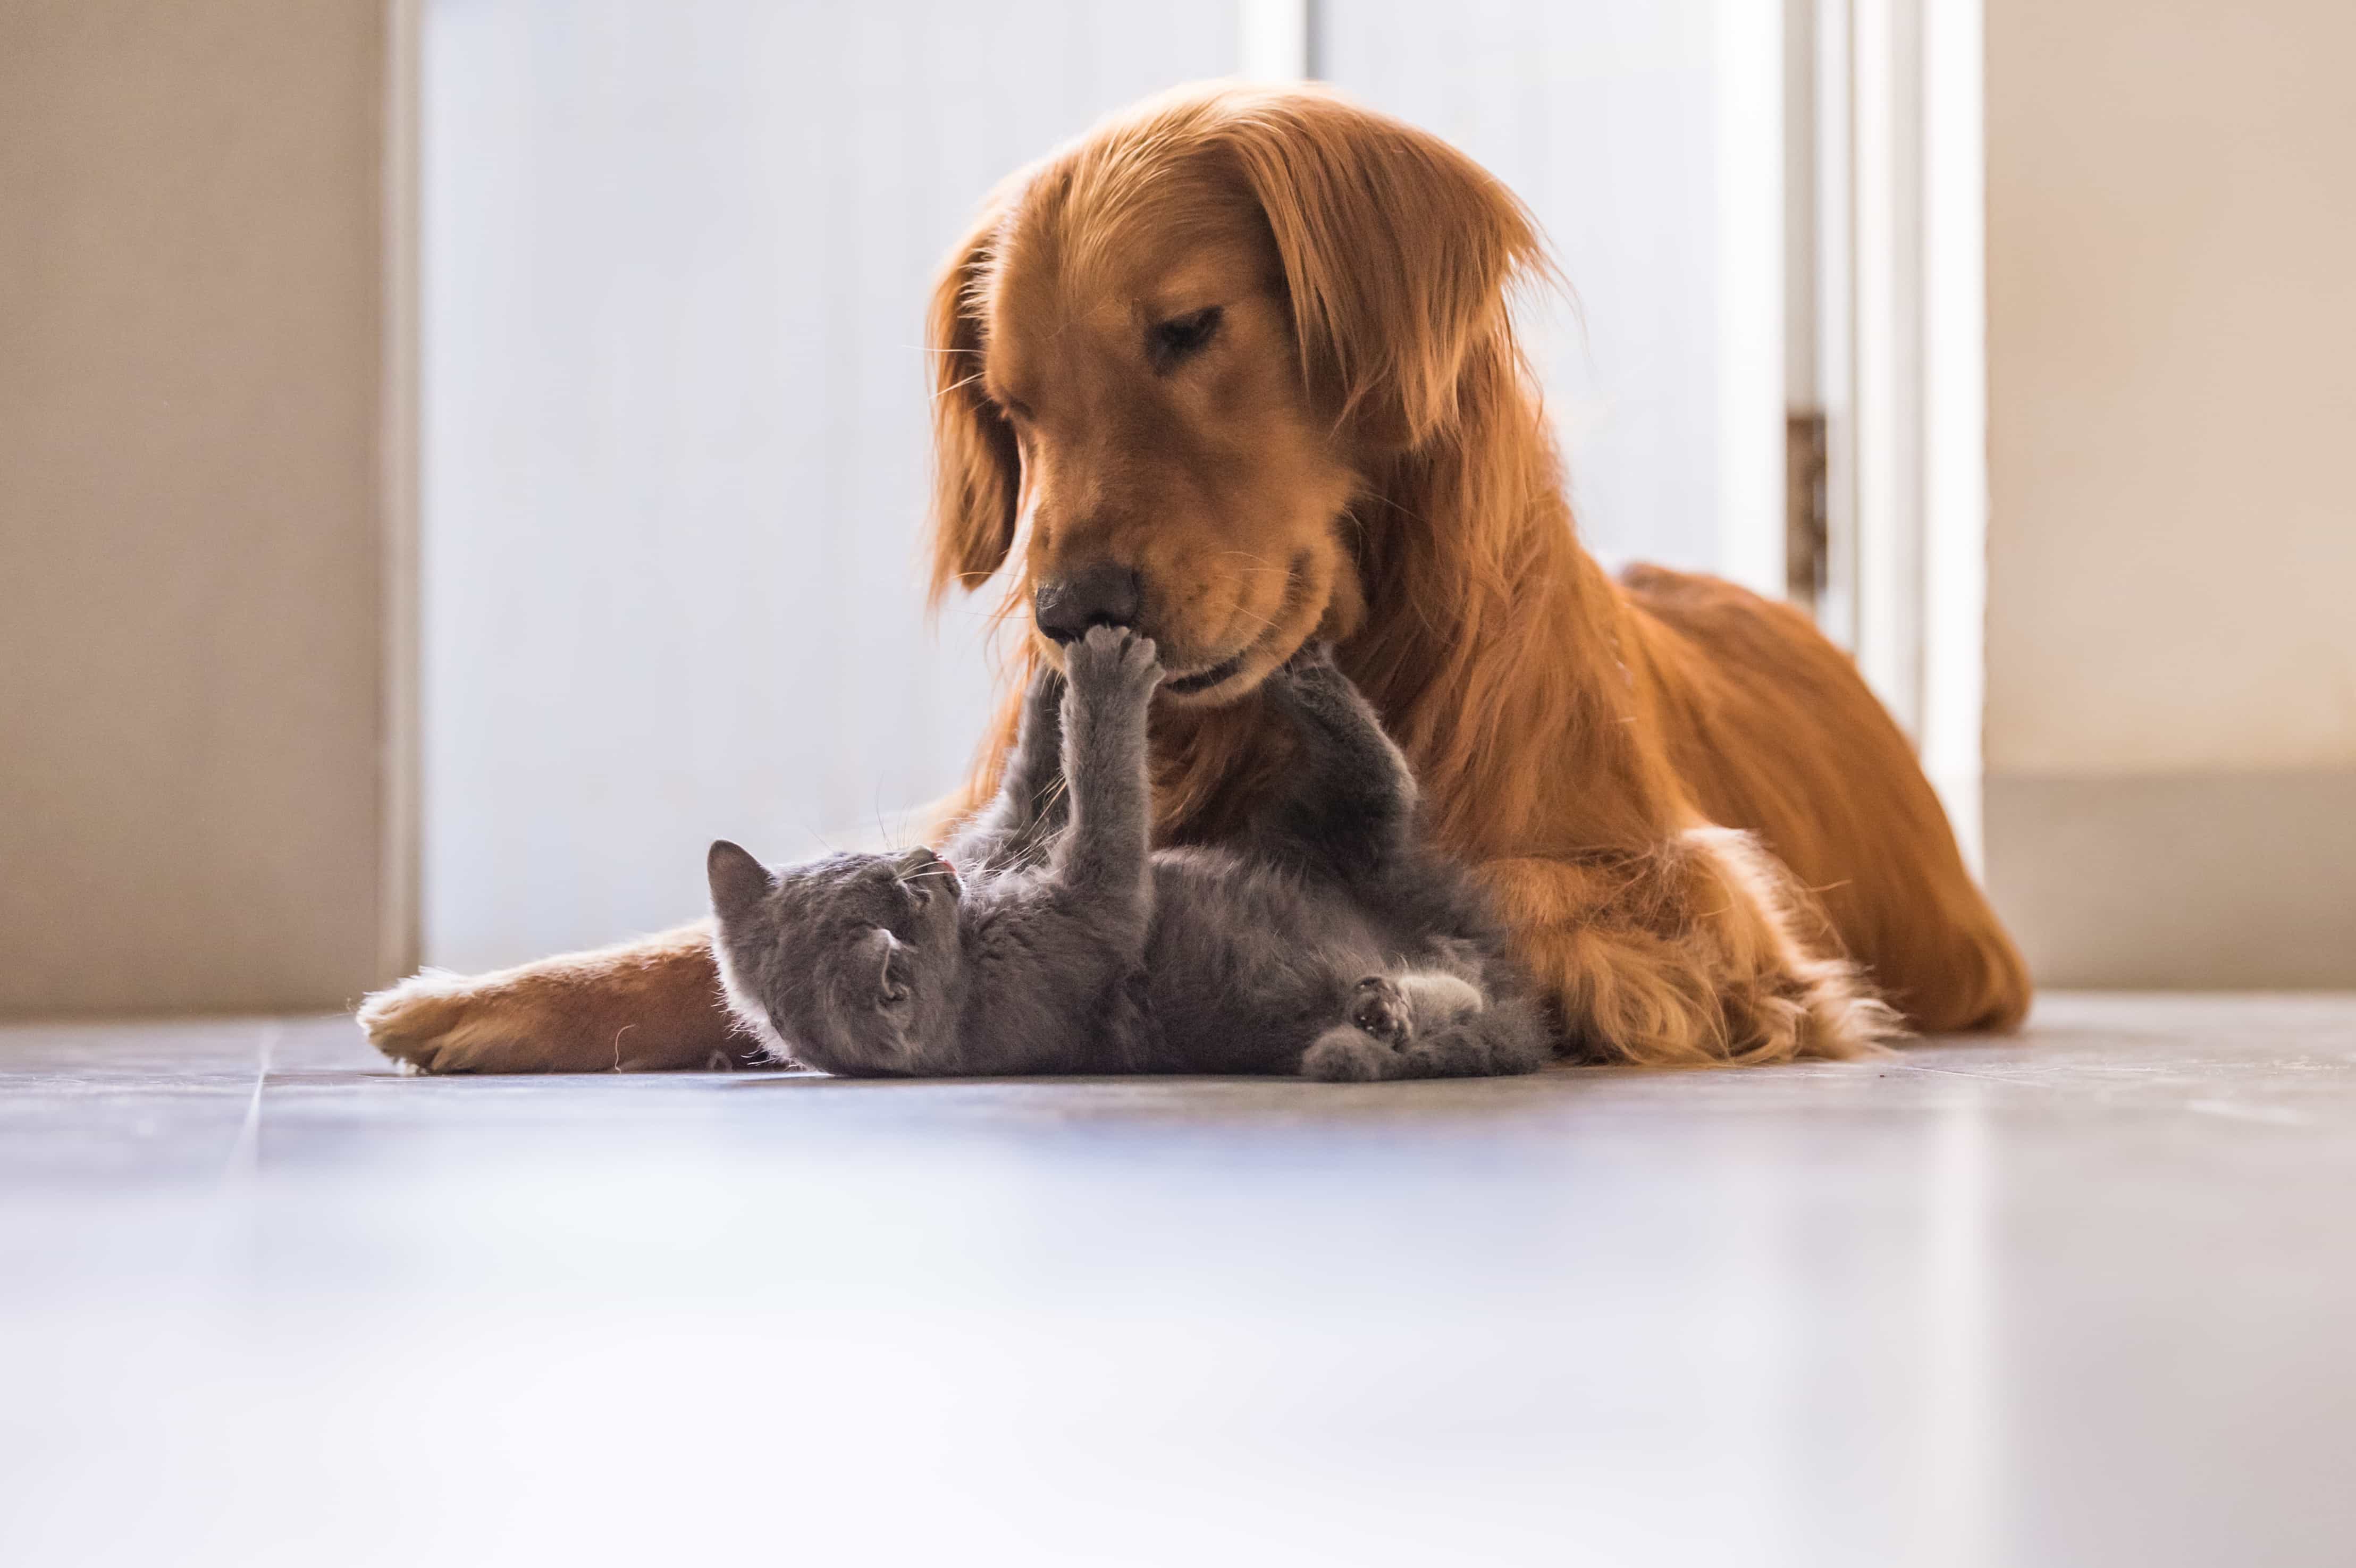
{"left": 705, "top": 841, "right": 964, "bottom": 1075}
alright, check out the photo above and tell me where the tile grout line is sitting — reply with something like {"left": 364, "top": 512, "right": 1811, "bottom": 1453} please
{"left": 1886, "top": 1060, "right": 2059, "bottom": 1090}
{"left": 220, "top": 1019, "right": 279, "bottom": 1186}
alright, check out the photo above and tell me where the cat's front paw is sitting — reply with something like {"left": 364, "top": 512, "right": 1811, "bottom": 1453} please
{"left": 1022, "top": 661, "right": 1069, "bottom": 710}
{"left": 1264, "top": 640, "right": 1350, "bottom": 704}
{"left": 1277, "top": 639, "right": 1341, "bottom": 678}
{"left": 1064, "top": 623, "right": 1162, "bottom": 703}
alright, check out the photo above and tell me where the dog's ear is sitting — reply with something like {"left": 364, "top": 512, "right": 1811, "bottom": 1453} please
{"left": 1220, "top": 88, "right": 1548, "bottom": 451}
{"left": 925, "top": 202, "right": 1023, "bottom": 606}
{"left": 706, "top": 840, "right": 772, "bottom": 924}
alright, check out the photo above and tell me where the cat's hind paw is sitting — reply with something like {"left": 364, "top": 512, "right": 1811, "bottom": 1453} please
{"left": 1301, "top": 1025, "right": 1403, "bottom": 1082}
{"left": 1348, "top": 975, "right": 1412, "bottom": 1043}
{"left": 1300, "top": 975, "right": 1433, "bottom": 1080}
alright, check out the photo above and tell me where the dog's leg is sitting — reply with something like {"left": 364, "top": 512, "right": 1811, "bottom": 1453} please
{"left": 1479, "top": 833, "right": 1904, "bottom": 1067}
{"left": 359, "top": 922, "right": 748, "bottom": 1074}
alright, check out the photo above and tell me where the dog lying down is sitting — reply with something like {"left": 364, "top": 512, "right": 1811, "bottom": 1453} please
{"left": 707, "top": 628, "right": 1553, "bottom": 1082}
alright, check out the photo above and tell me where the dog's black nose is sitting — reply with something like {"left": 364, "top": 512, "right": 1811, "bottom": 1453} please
{"left": 1033, "top": 562, "right": 1142, "bottom": 643}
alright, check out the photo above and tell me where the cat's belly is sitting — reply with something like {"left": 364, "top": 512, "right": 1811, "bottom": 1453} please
{"left": 1138, "top": 852, "right": 1396, "bottom": 1074}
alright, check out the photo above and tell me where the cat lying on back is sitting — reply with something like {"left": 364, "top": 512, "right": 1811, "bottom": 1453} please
{"left": 706, "top": 626, "right": 1554, "bottom": 1082}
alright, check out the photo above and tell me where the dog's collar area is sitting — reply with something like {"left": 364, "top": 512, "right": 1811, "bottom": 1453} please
{"left": 1162, "top": 649, "right": 1251, "bottom": 695}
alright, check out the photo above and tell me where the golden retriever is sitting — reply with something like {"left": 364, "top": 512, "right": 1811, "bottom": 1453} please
{"left": 364, "top": 82, "right": 2027, "bottom": 1074}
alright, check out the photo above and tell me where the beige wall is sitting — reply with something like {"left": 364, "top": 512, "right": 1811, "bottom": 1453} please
{"left": 1985, "top": 0, "right": 2356, "bottom": 984}
{"left": 0, "top": 1, "right": 394, "bottom": 1016}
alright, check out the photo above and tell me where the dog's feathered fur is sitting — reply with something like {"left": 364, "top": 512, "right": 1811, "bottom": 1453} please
{"left": 361, "top": 82, "right": 2026, "bottom": 1075}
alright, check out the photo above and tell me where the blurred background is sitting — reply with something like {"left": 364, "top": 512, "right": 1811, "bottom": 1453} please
{"left": 2, "top": 0, "right": 2351, "bottom": 1015}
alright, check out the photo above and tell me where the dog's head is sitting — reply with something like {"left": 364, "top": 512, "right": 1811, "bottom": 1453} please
{"left": 928, "top": 83, "right": 1545, "bottom": 706}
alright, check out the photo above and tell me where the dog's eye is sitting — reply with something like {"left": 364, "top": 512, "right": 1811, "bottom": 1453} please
{"left": 1147, "top": 306, "right": 1223, "bottom": 372}
{"left": 997, "top": 397, "right": 1034, "bottom": 424}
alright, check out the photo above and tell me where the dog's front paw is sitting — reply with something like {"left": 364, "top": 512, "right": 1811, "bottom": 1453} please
{"left": 358, "top": 931, "right": 752, "bottom": 1074}
{"left": 1064, "top": 623, "right": 1162, "bottom": 702}
{"left": 359, "top": 968, "right": 538, "bottom": 1074}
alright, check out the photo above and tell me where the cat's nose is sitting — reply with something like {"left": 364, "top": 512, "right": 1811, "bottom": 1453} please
{"left": 1033, "top": 562, "right": 1141, "bottom": 644}
{"left": 899, "top": 846, "right": 958, "bottom": 895}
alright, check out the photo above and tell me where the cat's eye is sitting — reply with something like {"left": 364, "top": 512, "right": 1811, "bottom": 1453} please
{"left": 1147, "top": 306, "right": 1222, "bottom": 372}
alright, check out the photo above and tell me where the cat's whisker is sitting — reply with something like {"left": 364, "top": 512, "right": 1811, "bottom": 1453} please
{"left": 872, "top": 786, "right": 905, "bottom": 853}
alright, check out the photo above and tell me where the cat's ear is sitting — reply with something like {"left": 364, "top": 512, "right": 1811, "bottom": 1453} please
{"left": 863, "top": 926, "right": 908, "bottom": 1003}
{"left": 706, "top": 840, "right": 773, "bottom": 923}
{"left": 861, "top": 926, "right": 910, "bottom": 1010}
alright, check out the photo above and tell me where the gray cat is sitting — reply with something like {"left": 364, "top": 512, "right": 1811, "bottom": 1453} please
{"left": 706, "top": 626, "right": 1554, "bottom": 1082}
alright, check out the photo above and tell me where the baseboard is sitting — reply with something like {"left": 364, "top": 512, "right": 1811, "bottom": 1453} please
{"left": 1984, "top": 768, "right": 2356, "bottom": 989}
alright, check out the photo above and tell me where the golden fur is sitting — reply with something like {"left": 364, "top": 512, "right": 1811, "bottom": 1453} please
{"left": 363, "top": 82, "right": 2027, "bottom": 1074}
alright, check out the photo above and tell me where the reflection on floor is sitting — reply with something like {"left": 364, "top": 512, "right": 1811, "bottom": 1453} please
{"left": 3, "top": 994, "right": 2352, "bottom": 1567}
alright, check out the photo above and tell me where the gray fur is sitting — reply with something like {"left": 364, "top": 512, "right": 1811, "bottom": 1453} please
{"left": 708, "top": 627, "right": 1554, "bottom": 1082}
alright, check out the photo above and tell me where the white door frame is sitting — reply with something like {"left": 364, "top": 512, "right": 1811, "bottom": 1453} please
{"left": 1799, "top": 0, "right": 1988, "bottom": 870}
{"left": 380, "top": 0, "right": 423, "bottom": 984}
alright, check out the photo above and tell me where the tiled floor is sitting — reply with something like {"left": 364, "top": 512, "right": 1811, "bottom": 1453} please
{"left": 4, "top": 994, "right": 2352, "bottom": 1567}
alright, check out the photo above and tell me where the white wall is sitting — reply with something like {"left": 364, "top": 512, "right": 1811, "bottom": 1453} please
{"left": 421, "top": 1, "right": 1239, "bottom": 971}
{"left": 1319, "top": 0, "right": 1762, "bottom": 579}
{"left": 422, "top": 0, "right": 1771, "bottom": 972}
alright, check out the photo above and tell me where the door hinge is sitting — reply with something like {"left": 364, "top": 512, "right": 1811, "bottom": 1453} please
{"left": 1786, "top": 408, "right": 1829, "bottom": 609}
